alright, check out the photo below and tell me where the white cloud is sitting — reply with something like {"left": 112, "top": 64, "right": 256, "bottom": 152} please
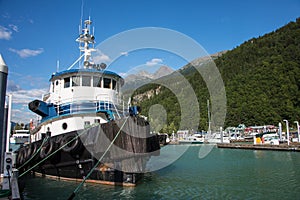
{"left": 0, "top": 25, "right": 12, "bottom": 40}
{"left": 11, "top": 88, "right": 47, "bottom": 104}
{"left": 146, "top": 58, "right": 163, "bottom": 66}
{"left": 9, "top": 48, "right": 44, "bottom": 58}
{"left": 8, "top": 87, "right": 47, "bottom": 123}
{"left": 7, "top": 80, "right": 21, "bottom": 92}
{"left": 120, "top": 51, "right": 129, "bottom": 56}
{"left": 2, "top": 13, "right": 10, "bottom": 19}
{"left": 6, "top": 76, "right": 49, "bottom": 123}
{"left": 93, "top": 50, "right": 111, "bottom": 63}
{"left": 11, "top": 107, "right": 38, "bottom": 124}
{"left": 9, "top": 24, "right": 19, "bottom": 32}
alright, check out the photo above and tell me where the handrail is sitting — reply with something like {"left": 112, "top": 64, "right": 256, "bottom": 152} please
{"left": 36, "top": 99, "right": 128, "bottom": 122}
{"left": 112, "top": 103, "right": 121, "bottom": 118}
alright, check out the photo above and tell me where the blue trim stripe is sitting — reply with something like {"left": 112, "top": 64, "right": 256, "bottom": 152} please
{"left": 50, "top": 68, "right": 122, "bottom": 81}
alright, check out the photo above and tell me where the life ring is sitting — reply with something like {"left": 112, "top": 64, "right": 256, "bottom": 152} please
{"left": 54, "top": 135, "right": 64, "bottom": 145}
{"left": 40, "top": 139, "right": 54, "bottom": 159}
{"left": 17, "top": 147, "right": 26, "bottom": 166}
{"left": 25, "top": 143, "right": 37, "bottom": 160}
{"left": 60, "top": 133, "right": 82, "bottom": 154}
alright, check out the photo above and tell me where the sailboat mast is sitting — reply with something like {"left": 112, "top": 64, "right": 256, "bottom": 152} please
{"left": 207, "top": 99, "right": 211, "bottom": 134}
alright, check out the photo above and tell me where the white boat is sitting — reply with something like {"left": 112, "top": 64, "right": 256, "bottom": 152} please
{"left": 205, "top": 133, "right": 230, "bottom": 144}
{"left": 10, "top": 129, "right": 30, "bottom": 144}
{"left": 179, "top": 134, "right": 204, "bottom": 144}
{"left": 263, "top": 135, "right": 280, "bottom": 145}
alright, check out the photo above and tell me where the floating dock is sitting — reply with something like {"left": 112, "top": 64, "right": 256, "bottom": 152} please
{"left": 217, "top": 143, "right": 300, "bottom": 152}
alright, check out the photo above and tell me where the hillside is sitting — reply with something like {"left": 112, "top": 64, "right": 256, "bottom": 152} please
{"left": 131, "top": 18, "right": 300, "bottom": 133}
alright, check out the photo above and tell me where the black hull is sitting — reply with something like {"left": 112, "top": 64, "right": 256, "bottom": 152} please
{"left": 16, "top": 116, "right": 160, "bottom": 186}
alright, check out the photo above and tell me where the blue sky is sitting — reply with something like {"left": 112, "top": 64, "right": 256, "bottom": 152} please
{"left": 0, "top": 0, "right": 299, "bottom": 123}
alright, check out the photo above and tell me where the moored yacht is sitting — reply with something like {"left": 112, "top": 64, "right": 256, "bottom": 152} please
{"left": 178, "top": 133, "right": 204, "bottom": 144}
{"left": 205, "top": 133, "right": 230, "bottom": 144}
{"left": 10, "top": 129, "right": 30, "bottom": 145}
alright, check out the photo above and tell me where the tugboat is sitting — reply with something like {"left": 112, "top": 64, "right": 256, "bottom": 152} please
{"left": 16, "top": 19, "right": 160, "bottom": 186}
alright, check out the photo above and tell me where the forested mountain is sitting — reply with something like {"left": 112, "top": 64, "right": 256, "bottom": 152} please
{"left": 131, "top": 18, "right": 300, "bottom": 133}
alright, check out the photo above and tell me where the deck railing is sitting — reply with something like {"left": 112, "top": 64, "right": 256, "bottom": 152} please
{"left": 57, "top": 99, "right": 128, "bottom": 118}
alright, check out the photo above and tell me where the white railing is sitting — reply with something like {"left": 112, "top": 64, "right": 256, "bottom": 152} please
{"left": 56, "top": 98, "right": 128, "bottom": 119}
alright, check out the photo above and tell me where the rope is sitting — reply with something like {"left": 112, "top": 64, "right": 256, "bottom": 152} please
{"left": 17, "top": 136, "right": 49, "bottom": 170}
{"left": 18, "top": 126, "right": 92, "bottom": 178}
{"left": 68, "top": 116, "right": 129, "bottom": 200}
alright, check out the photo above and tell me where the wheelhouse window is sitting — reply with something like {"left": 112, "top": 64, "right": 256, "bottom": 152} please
{"left": 93, "top": 76, "right": 102, "bottom": 87}
{"left": 72, "top": 76, "right": 80, "bottom": 87}
{"left": 104, "top": 78, "right": 111, "bottom": 89}
{"left": 112, "top": 79, "right": 117, "bottom": 90}
{"left": 52, "top": 82, "right": 54, "bottom": 92}
{"left": 82, "top": 76, "right": 91, "bottom": 86}
{"left": 64, "top": 77, "right": 70, "bottom": 88}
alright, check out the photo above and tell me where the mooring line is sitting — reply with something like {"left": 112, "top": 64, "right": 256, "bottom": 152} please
{"left": 17, "top": 136, "right": 49, "bottom": 170}
{"left": 68, "top": 116, "right": 129, "bottom": 200}
{"left": 18, "top": 125, "right": 94, "bottom": 178}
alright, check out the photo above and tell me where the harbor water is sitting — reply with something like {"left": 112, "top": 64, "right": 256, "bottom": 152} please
{"left": 22, "top": 145, "right": 300, "bottom": 199}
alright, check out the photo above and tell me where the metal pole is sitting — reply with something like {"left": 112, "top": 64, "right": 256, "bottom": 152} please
{"left": 278, "top": 122, "right": 282, "bottom": 141}
{"left": 0, "top": 54, "right": 8, "bottom": 173}
{"left": 283, "top": 120, "right": 289, "bottom": 146}
{"left": 207, "top": 99, "right": 211, "bottom": 134}
{"left": 220, "top": 127, "right": 223, "bottom": 143}
{"left": 294, "top": 121, "right": 299, "bottom": 143}
{"left": 1, "top": 102, "right": 8, "bottom": 174}
{"left": 6, "top": 94, "right": 12, "bottom": 152}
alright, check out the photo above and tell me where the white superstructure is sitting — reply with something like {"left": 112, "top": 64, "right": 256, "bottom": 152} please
{"left": 29, "top": 19, "right": 127, "bottom": 143}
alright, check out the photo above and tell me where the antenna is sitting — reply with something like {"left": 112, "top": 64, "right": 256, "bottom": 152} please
{"left": 56, "top": 60, "right": 60, "bottom": 72}
{"left": 89, "top": 8, "right": 92, "bottom": 21}
{"left": 78, "top": 0, "right": 84, "bottom": 68}
{"left": 79, "top": 0, "right": 84, "bottom": 34}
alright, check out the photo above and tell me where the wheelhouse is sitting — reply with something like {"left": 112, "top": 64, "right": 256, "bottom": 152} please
{"left": 50, "top": 69, "right": 124, "bottom": 93}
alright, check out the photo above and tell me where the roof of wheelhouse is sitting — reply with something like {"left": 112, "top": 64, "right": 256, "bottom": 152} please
{"left": 50, "top": 68, "right": 123, "bottom": 81}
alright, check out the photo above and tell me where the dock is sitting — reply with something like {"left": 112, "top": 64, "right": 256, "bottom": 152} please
{"left": 0, "top": 152, "right": 21, "bottom": 200}
{"left": 217, "top": 143, "right": 300, "bottom": 151}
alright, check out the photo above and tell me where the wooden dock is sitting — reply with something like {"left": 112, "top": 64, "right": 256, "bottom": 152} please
{"left": 217, "top": 143, "right": 300, "bottom": 152}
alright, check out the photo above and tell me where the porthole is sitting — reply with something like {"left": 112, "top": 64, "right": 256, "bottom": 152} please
{"left": 62, "top": 123, "right": 68, "bottom": 130}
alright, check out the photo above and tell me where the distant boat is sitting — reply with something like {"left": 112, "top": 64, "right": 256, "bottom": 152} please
{"left": 178, "top": 133, "right": 204, "bottom": 144}
{"left": 10, "top": 129, "right": 30, "bottom": 144}
{"left": 205, "top": 133, "right": 230, "bottom": 144}
{"left": 10, "top": 129, "right": 30, "bottom": 152}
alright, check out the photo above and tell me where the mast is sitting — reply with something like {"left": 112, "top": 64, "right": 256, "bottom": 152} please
{"left": 207, "top": 99, "right": 211, "bottom": 134}
{"left": 75, "top": 19, "right": 106, "bottom": 70}
{"left": 76, "top": 19, "right": 96, "bottom": 69}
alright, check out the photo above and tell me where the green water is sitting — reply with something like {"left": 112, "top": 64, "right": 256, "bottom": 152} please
{"left": 23, "top": 145, "right": 300, "bottom": 199}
